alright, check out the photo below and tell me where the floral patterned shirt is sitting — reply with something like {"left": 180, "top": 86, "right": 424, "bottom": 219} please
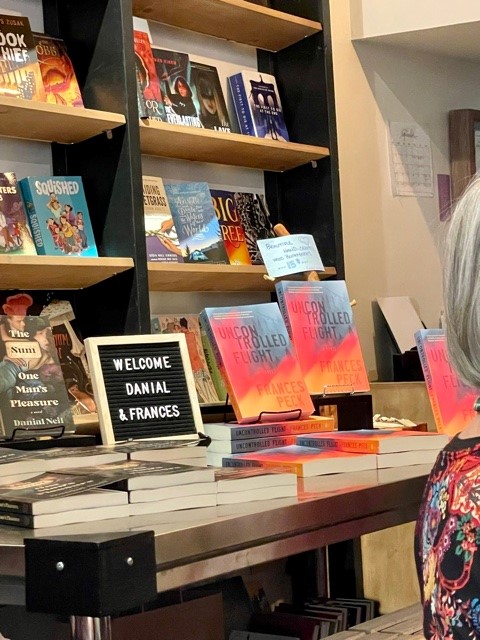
{"left": 415, "top": 434, "right": 480, "bottom": 639}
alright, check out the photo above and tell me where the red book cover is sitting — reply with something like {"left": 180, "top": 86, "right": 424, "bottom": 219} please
{"left": 133, "top": 30, "right": 164, "bottom": 121}
{"left": 210, "top": 189, "right": 251, "bottom": 265}
{"left": 276, "top": 280, "right": 370, "bottom": 394}
{"left": 33, "top": 34, "right": 83, "bottom": 107}
{"left": 415, "top": 329, "right": 479, "bottom": 435}
{"left": 200, "top": 303, "right": 314, "bottom": 424}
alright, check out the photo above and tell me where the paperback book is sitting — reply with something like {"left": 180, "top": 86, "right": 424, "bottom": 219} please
{"left": 33, "top": 33, "right": 84, "bottom": 107}
{"left": 202, "top": 416, "right": 334, "bottom": 441}
{"left": 208, "top": 434, "right": 298, "bottom": 454}
{"left": 143, "top": 175, "right": 182, "bottom": 263}
{"left": 0, "top": 14, "right": 45, "bottom": 100}
{"left": 190, "top": 61, "right": 231, "bottom": 132}
{"left": 200, "top": 303, "right": 314, "bottom": 424}
{"left": 165, "top": 181, "right": 229, "bottom": 264}
{"left": 276, "top": 280, "right": 370, "bottom": 394}
{"left": 210, "top": 189, "right": 251, "bottom": 265}
{"left": 134, "top": 29, "right": 165, "bottom": 121}
{"left": 19, "top": 176, "right": 98, "bottom": 257}
{"left": 200, "top": 322, "right": 228, "bottom": 402}
{"left": 228, "top": 70, "right": 289, "bottom": 141}
{"left": 0, "top": 172, "right": 36, "bottom": 256}
{"left": 415, "top": 329, "right": 479, "bottom": 435}
{"left": 215, "top": 467, "right": 297, "bottom": 492}
{"left": 233, "top": 192, "right": 275, "bottom": 264}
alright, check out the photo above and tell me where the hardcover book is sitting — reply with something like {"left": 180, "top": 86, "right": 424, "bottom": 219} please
{"left": 165, "top": 181, "right": 229, "bottom": 264}
{"left": 33, "top": 33, "right": 84, "bottom": 107}
{"left": 233, "top": 192, "right": 275, "bottom": 264}
{"left": 0, "top": 172, "right": 36, "bottom": 256}
{"left": 276, "top": 280, "right": 370, "bottom": 394}
{"left": 228, "top": 70, "right": 289, "bottom": 141}
{"left": 143, "top": 175, "right": 182, "bottom": 263}
{"left": 0, "top": 14, "right": 45, "bottom": 100}
{"left": 134, "top": 29, "right": 165, "bottom": 121}
{"left": 19, "top": 176, "right": 98, "bottom": 257}
{"left": 190, "top": 61, "right": 231, "bottom": 132}
{"left": 152, "top": 48, "right": 202, "bottom": 128}
{"left": 152, "top": 314, "right": 219, "bottom": 404}
{"left": 200, "top": 302, "right": 314, "bottom": 424}
{"left": 415, "top": 328, "right": 479, "bottom": 435}
{"left": 210, "top": 189, "right": 251, "bottom": 265}
{"left": 202, "top": 415, "right": 334, "bottom": 441}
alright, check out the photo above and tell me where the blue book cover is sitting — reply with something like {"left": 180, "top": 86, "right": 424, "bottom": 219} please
{"left": 18, "top": 176, "right": 98, "bottom": 257}
{"left": 228, "top": 70, "right": 289, "bottom": 141}
{"left": 165, "top": 182, "right": 229, "bottom": 264}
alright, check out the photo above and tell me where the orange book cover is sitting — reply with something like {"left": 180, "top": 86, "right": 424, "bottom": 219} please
{"left": 200, "top": 303, "right": 314, "bottom": 424}
{"left": 34, "top": 34, "right": 83, "bottom": 107}
{"left": 276, "top": 280, "right": 370, "bottom": 394}
{"left": 415, "top": 329, "right": 479, "bottom": 436}
{"left": 210, "top": 190, "right": 251, "bottom": 265}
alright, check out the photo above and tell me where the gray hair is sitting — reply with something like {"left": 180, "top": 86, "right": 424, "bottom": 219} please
{"left": 444, "top": 175, "right": 480, "bottom": 388}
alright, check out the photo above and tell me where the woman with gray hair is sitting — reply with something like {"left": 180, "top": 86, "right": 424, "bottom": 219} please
{"left": 415, "top": 176, "right": 480, "bottom": 639}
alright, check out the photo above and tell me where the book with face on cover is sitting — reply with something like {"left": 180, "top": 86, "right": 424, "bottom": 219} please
{"left": 190, "top": 61, "right": 231, "bottom": 132}
{"left": 200, "top": 303, "right": 314, "bottom": 424}
{"left": 134, "top": 29, "right": 165, "bottom": 121}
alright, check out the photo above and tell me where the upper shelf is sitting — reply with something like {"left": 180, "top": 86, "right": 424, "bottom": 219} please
{"left": 148, "top": 263, "right": 337, "bottom": 292}
{"left": 0, "top": 256, "right": 134, "bottom": 290}
{"left": 0, "top": 97, "right": 125, "bottom": 144}
{"left": 140, "top": 120, "right": 329, "bottom": 172}
{"left": 132, "top": 0, "right": 322, "bottom": 52}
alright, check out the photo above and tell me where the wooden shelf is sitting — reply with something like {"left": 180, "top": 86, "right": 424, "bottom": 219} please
{"left": 133, "top": 0, "right": 321, "bottom": 52}
{"left": 148, "top": 263, "right": 336, "bottom": 292}
{"left": 140, "top": 120, "right": 329, "bottom": 171}
{"left": 0, "top": 97, "right": 125, "bottom": 144}
{"left": 0, "top": 256, "right": 134, "bottom": 290}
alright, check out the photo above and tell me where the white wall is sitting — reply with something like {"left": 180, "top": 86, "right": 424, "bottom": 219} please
{"left": 330, "top": 0, "right": 480, "bottom": 378}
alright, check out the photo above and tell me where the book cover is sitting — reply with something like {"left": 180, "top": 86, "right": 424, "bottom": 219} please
{"left": 134, "top": 29, "right": 165, "bottom": 121}
{"left": 276, "top": 280, "right": 370, "bottom": 394}
{"left": 152, "top": 314, "right": 219, "bottom": 404}
{"left": 296, "top": 429, "right": 449, "bottom": 454}
{"left": 0, "top": 300, "right": 74, "bottom": 436}
{"left": 33, "top": 33, "right": 84, "bottom": 107}
{"left": 202, "top": 415, "right": 334, "bottom": 441}
{"left": 18, "top": 176, "right": 98, "bottom": 257}
{"left": 39, "top": 445, "right": 127, "bottom": 471}
{"left": 0, "top": 172, "right": 36, "bottom": 256}
{"left": 0, "top": 14, "right": 45, "bottom": 100}
{"left": 415, "top": 328, "right": 479, "bottom": 435}
{"left": 152, "top": 48, "right": 202, "bottom": 128}
{"left": 210, "top": 189, "right": 251, "bottom": 265}
{"left": 190, "top": 61, "right": 231, "bottom": 132}
{"left": 228, "top": 70, "right": 289, "bottom": 141}
{"left": 232, "top": 192, "right": 275, "bottom": 265}
{"left": 165, "top": 181, "right": 229, "bottom": 264}
{"left": 200, "top": 322, "right": 228, "bottom": 402}
{"left": 143, "top": 175, "right": 183, "bottom": 263}
{"left": 200, "top": 302, "right": 314, "bottom": 424}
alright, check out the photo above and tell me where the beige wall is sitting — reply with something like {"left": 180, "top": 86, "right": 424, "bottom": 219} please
{"left": 329, "top": 0, "right": 480, "bottom": 379}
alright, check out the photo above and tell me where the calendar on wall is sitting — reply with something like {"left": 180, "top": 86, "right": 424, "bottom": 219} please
{"left": 388, "top": 121, "right": 434, "bottom": 197}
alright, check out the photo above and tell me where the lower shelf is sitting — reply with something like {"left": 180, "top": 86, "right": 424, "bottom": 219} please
{"left": 0, "top": 255, "right": 134, "bottom": 290}
{"left": 147, "top": 263, "right": 336, "bottom": 292}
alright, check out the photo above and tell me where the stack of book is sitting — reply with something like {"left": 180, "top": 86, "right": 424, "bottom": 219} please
{"left": 214, "top": 467, "right": 297, "bottom": 505}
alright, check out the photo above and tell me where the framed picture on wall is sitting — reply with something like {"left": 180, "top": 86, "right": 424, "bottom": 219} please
{"left": 449, "top": 109, "right": 480, "bottom": 202}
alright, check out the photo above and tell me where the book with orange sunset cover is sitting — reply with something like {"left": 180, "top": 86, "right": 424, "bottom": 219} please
{"left": 200, "top": 303, "right": 314, "bottom": 424}
{"left": 415, "top": 329, "right": 479, "bottom": 435}
{"left": 210, "top": 189, "right": 251, "bottom": 265}
{"left": 33, "top": 34, "right": 83, "bottom": 107}
{"left": 275, "top": 280, "right": 370, "bottom": 394}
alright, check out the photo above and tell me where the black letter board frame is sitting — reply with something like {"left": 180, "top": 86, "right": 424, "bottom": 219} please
{"left": 84, "top": 334, "right": 203, "bottom": 445}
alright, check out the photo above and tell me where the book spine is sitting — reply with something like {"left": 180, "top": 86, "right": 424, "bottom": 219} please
{"left": 18, "top": 179, "right": 45, "bottom": 255}
{"left": 200, "top": 325, "right": 227, "bottom": 402}
{"left": 415, "top": 332, "right": 445, "bottom": 432}
{"left": 228, "top": 74, "right": 255, "bottom": 136}
{"left": 0, "top": 510, "right": 33, "bottom": 527}
{"left": 222, "top": 457, "right": 263, "bottom": 468}
{"left": 0, "top": 499, "right": 30, "bottom": 514}
{"left": 295, "top": 436, "right": 377, "bottom": 454}
{"left": 275, "top": 283, "right": 292, "bottom": 338}
{"left": 212, "top": 434, "right": 297, "bottom": 454}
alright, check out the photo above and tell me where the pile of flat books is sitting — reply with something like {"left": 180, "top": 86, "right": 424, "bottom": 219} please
{"left": 214, "top": 468, "right": 297, "bottom": 505}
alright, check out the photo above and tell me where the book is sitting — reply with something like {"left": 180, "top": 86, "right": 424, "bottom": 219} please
{"left": 128, "top": 493, "right": 216, "bottom": 515}
{"left": 215, "top": 467, "right": 297, "bottom": 492}
{"left": 152, "top": 314, "right": 219, "bottom": 404}
{"left": 200, "top": 323, "right": 228, "bottom": 402}
{"left": 18, "top": 176, "right": 98, "bottom": 257}
{"left": 118, "top": 439, "right": 207, "bottom": 463}
{"left": 37, "top": 445, "right": 128, "bottom": 471}
{"left": 200, "top": 303, "right": 314, "bottom": 424}
{"left": 249, "top": 612, "right": 320, "bottom": 640}
{"left": 375, "top": 448, "right": 440, "bottom": 469}
{"left": 0, "top": 447, "right": 47, "bottom": 476}
{"left": 0, "top": 172, "right": 36, "bottom": 256}
{"left": 165, "top": 181, "right": 229, "bottom": 264}
{"left": 217, "top": 484, "right": 297, "bottom": 504}
{"left": 134, "top": 29, "right": 165, "bottom": 121}
{"left": 208, "top": 434, "right": 298, "bottom": 454}
{"left": 232, "top": 192, "right": 275, "bottom": 264}
{"left": 143, "top": 175, "right": 183, "bottom": 263}
{"left": 228, "top": 70, "right": 289, "bottom": 141}
{"left": 210, "top": 189, "right": 251, "bottom": 265}
{"left": 276, "top": 280, "right": 370, "bottom": 394}
{"left": 152, "top": 48, "right": 202, "bottom": 128}
{"left": 295, "top": 429, "right": 449, "bottom": 454}
{"left": 128, "top": 481, "right": 216, "bottom": 503}
{"left": 220, "top": 445, "right": 377, "bottom": 477}
{"left": 0, "top": 308, "right": 74, "bottom": 436}
{"left": 203, "top": 416, "right": 334, "bottom": 441}
{"left": 0, "top": 500, "right": 131, "bottom": 528}
{"left": 190, "top": 61, "right": 231, "bottom": 132}
{"left": 415, "top": 328, "right": 479, "bottom": 435}
{"left": 33, "top": 33, "right": 84, "bottom": 107}
{"left": 0, "top": 14, "right": 45, "bottom": 100}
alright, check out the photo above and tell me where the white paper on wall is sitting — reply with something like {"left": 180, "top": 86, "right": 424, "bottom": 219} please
{"left": 388, "top": 122, "right": 434, "bottom": 197}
